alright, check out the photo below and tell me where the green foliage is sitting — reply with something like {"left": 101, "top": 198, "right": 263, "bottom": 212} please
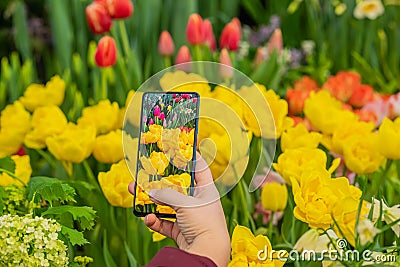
{"left": 27, "top": 176, "right": 76, "bottom": 205}
{"left": 42, "top": 206, "right": 96, "bottom": 230}
{"left": 61, "top": 226, "right": 90, "bottom": 246}
{"left": 0, "top": 156, "right": 16, "bottom": 173}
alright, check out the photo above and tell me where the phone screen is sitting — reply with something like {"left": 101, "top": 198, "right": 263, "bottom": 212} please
{"left": 134, "top": 92, "right": 199, "bottom": 217}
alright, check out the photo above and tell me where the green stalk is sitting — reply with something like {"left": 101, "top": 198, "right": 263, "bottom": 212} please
{"left": 0, "top": 168, "right": 27, "bottom": 187}
{"left": 163, "top": 56, "right": 171, "bottom": 68}
{"left": 83, "top": 160, "right": 101, "bottom": 191}
{"left": 118, "top": 20, "right": 131, "bottom": 58}
{"left": 100, "top": 68, "right": 108, "bottom": 101}
{"left": 194, "top": 45, "right": 205, "bottom": 76}
{"left": 268, "top": 211, "right": 274, "bottom": 240}
{"left": 36, "top": 149, "right": 57, "bottom": 168}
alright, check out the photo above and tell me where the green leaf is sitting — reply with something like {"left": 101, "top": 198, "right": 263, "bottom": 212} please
{"left": 0, "top": 156, "right": 16, "bottom": 173}
{"left": 0, "top": 186, "right": 5, "bottom": 215}
{"left": 42, "top": 206, "right": 96, "bottom": 230}
{"left": 124, "top": 242, "right": 138, "bottom": 267}
{"left": 61, "top": 226, "right": 89, "bottom": 246}
{"left": 103, "top": 230, "right": 118, "bottom": 267}
{"left": 27, "top": 176, "right": 76, "bottom": 205}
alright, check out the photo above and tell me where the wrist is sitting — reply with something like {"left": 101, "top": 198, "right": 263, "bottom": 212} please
{"left": 186, "top": 234, "right": 231, "bottom": 267}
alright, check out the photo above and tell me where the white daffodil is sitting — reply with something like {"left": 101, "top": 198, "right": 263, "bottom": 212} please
{"left": 357, "top": 219, "right": 381, "bottom": 246}
{"left": 354, "top": 0, "right": 385, "bottom": 20}
{"left": 369, "top": 198, "right": 400, "bottom": 237}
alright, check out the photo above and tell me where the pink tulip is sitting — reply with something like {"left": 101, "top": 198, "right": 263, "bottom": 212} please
{"left": 203, "top": 19, "right": 216, "bottom": 51}
{"left": 153, "top": 105, "right": 160, "bottom": 116}
{"left": 219, "top": 48, "right": 233, "bottom": 78}
{"left": 158, "top": 30, "right": 175, "bottom": 56}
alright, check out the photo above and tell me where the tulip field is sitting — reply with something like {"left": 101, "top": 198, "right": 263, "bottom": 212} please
{"left": 1, "top": 0, "right": 400, "bottom": 266}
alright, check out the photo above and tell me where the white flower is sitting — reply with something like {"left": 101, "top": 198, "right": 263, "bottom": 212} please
{"left": 354, "top": 0, "right": 384, "bottom": 20}
{"left": 369, "top": 198, "right": 400, "bottom": 237}
{"left": 357, "top": 219, "right": 380, "bottom": 246}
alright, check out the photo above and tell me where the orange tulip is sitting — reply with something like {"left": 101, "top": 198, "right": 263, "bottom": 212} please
{"left": 158, "top": 31, "right": 175, "bottom": 56}
{"left": 267, "top": 29, "right": 283, "bottom": 55}
{"left": 348, "top": 84, "right": 374, "bottom": 108}
{"left": 86, "top": 1, "right": 112, "bottom": 34}
{"left": 202, "top": 19, "right": 216, "bottom": 51}
{"left": 186, "top": 14, "right": 205, "bottom": 45}
{"left": 286, "top": 88, "right": 312, "bottom": 115}
{"left": 323, "top": 71, "right": 361, "bottom": 102}
{"left": 95, "top": 36, "right": 117, "bottom": 67}
{"left": 103, "top": 0, "right": 133, "bottom": 19}
{"left": 219, "top": 18, "right": 241, "bottom": 51}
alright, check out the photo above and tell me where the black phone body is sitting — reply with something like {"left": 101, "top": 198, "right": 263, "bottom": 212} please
{"left": 133, "top": 92, "right": 200, "bottom": 218}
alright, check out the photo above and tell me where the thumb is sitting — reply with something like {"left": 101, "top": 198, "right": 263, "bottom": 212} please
{"left": 149, "top": 188, "right": 196, "bottom": 210}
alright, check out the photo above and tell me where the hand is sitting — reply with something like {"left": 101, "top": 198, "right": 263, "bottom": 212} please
{"left": 128, "top": 153, "right": 231, "bottom": 267}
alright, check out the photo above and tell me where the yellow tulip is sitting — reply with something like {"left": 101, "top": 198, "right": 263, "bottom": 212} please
{"left": 46, "top": 123, "right": 96, "bottom": 163}
{"left": 78, "top": 99, "right": 119, "bottom": 135}
{"left": 159, "top": 71, "right": 212, "bottom": 97}
{"left": 261, "top": 182, "right": 288, "bottom": 212}
{"left": 0, "top": 101, "right": 31, "bottom": 157}
{"left": 291, "top": 167, "right": 368, "bottom": 243}
{"left": 238, "top": 84, "right": 293, "bottom": 139}
{"left": 19, "top": 75, "right": 65, "bottom": 112}
{"left": 93, "top": 129, "right": 123, "bottom": 164}
{"left": 98, "top": 160, "right": 133, "bottom": 208}
{"left": 24, "top": 105, "right": 67, "bottom": 149}
{"left": 0, "top": 155, "right": 32, "bottom": 187}
{"left": 273, "top": 148, "right": 340, "bottom": 185}
{"left": 228, "top": 225, "right": 286, "bottom": 267}
{"left": 304, "top": 90, "right": 358, "bottom": 134}
{"left": 343, "top": 133, "right": 384, "bottom": 174}
{"left": 280, "top": 123, "right": 321, "bottom": 152}
{"left": 141, "top": 124, "right": 163, "bottom": 144}
{"left": 377, "top": 117, "right": 400, "bottom": 159}
{"left": 149, "top": 151, "right": 169, "bottom": 175}
{"left": 330, "top": 120, "right": 375, "bottom": 155}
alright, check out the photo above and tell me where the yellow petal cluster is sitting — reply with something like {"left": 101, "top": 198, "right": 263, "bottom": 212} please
{"left": 159, "top": 71, "right": 212, "bottom": 97}
{"left": 98, "top": 160, "right": 133, "bottom": 208}
{"left": 377, "top": 117, "right": 400, "bottom": 160}
{"left": 0, "top": 155, "right": 32, "bottom": 187}
{"left": 273, "top": 148, "right": 340, "bottom": 185}
{"left": 280, "top": 123, "right": 321, "bottom": 152}
{"left": 0, "top": 101, "right": 31, "bottom": 157}
{"left": 304, "top": 90, "right": 358, "bottom": 135}
{"left": 24, "top": 105, "right": 67, "bottom": 149}
{"left": 342, "top": 133, "right": 384, "bottom": 174}
{"left": 78, "top": 99, "right": 119, "bottom": 135}
{"left": 93, "top": 129, "right": 123, "bottom": 164}
{"left": 19, "top": 75, "right": 65, "bottom": 112}
{"left": 228, "top": 225, "right": 286, "bottom": 267}
{"left": 46, "top": 123, "right": 96, "bottom": 163}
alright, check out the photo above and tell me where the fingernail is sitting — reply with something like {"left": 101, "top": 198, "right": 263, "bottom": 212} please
{"left": 148, "top": 190, "right": 156, "bottom": 198}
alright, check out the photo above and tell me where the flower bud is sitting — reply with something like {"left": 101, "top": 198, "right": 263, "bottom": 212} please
{"left": 175, "top": 46, "right": 192, "bottom": 72}
{"left": 86, "top": 1, "right": 113, "bottom": 34}
{"left": 267, "top": 28, "right": 283, "bottom": 55}
{"left": 219, "top": 48, "right": 233, "bottom": 79}
{"left": 254, "top": 47, "right": 267, "bottom": 68}
{"left": 158, "top": 31, "right": 175, "bottom": 56}
{"left": 186, "top": 14, "right": 205, "bottom": 45}
{"left": 103, "top": 0, "right": 134, "bottom": 19}
{"left": 202, "top": 19, "right": 216, "bottom": 51}
{"left": 219, "top": 18, "right": 241, "bottom": 51}
{"left": 95, "top": 36, "right": 117, "bottom": 68}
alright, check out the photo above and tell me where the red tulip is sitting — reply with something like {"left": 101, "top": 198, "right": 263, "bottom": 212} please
{"left": 348, "top": 84, "right": 374, "bottom": 108}
{"left": 219, "top": 18, "right": 241, "bottom": 51}
{"left": 202, "top": 19, "right": 216, "bottom": 51}
{"left": 186, "top": 14, "right": 205, "bottom": 45}
{"left": 95, "top": 36, "right": 117, "bottom": 67}
{"left": 86, "top": 1, "right": 112, "bottom": 34}
{"left": 158, "top": 31, "right": 175, "bottom": 56}
{"left": 219, "top": 49, "right": 233, "bottom": 78}
{"left": 103, "top": 0, "right": 134, "bottom": 19}
{"left": 267, "top": 29, "right": 283, "bottom": 55}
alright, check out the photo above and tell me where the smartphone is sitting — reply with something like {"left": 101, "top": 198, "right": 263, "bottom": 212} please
{"left": 133, "top": 92, "right": 199, "bottom": 217}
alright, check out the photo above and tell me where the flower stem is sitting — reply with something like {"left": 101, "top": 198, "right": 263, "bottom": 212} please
{"left": 119, "top": 20, "right": 131, "bottom": 58}
{"left": 268, "top": 211, "right": 274, "bottom": 239}
{"left": 100, "top": 68, "right": 108, "bottom": 100}
{"left": 83, "top": 160, "right": 100, "bottom": 191}
{"left": 0, "top": 168, "right": 27, "bottom": 187}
